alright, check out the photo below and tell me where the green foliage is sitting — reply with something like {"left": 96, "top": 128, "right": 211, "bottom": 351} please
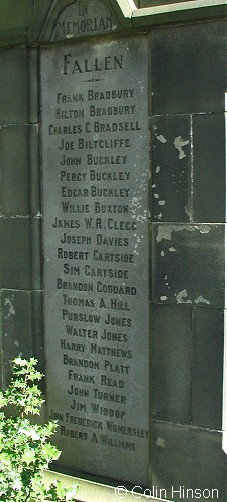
{"left": 0, "top": 357, "right": 79, "bottom": 501}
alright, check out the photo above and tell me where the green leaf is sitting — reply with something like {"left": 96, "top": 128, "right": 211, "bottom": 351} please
{"left": 56, "top": 480, "right": 67, "bottom": 499}
{"left": 0, "top": 393, "right": 7, "bottom": 409}
{"left": 41, "top": 442, "right": 61, "bottom": 461}
{"left": 66, "top": 483, "right": 80, "bottom": 500}
{"left": 0, "top": 356, "right": 79, "bottom": 501}
{"left": 21, "top": 449, "right": 36, "bottom": 465}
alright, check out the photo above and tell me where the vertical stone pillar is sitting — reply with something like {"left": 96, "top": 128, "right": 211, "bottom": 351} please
{"left": 0, "top": 45, "right": 42, "bottom": 386}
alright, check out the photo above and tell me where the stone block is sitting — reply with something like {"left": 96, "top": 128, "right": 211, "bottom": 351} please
{"left": 151, "top": 304, "right": 192, "bottom": 424}
{"left": 0, "top": 217, "right": 31, "bottom": 289}
{"left": 0, "top": 47, "right": 29, "bottom": 124}
{"left": 0, "top": 125, "right": 29, "bottom": 216}
{"left": 152, "top": 223, "right": 224, "bottom": 308}
{"left": 150, "top": 21, "right": 226, "bottom": 114}
{"left": 152, "top": 421, "right": 226, "bottom": 501}
{"left": 151, "top": 115, "right": 192, "bottom": 222}
{"left": 0, "top": 289, "right": 32, "bottom": 387}
{"left": 192, "top": 307, "right": 224, "bottom": 430}
{"left": 193, "top": 113, "right": 225, "bottom": 222}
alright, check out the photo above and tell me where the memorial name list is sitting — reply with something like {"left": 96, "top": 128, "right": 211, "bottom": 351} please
{"left": 41, "top": 35, "right": 149, "bottom": 484}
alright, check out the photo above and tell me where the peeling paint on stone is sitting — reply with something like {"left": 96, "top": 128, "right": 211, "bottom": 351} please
{"left": 156, "top": 226, "right": 173, "bottom": 242}
{"left": 185, "top": 198, "right": 193, "bottom": 220}
{"left": 174, "top": 136, "right": 189, "bottom": 159}
{"left": 130, "top": 197, "right": 148, "bottom": 223}
{"left": 175, "top": 289, "right": 192, "bottom": 304}
{"left": 194, "top": 295, "right": 210, "bottom": 305}
{"left": 4, "top": 298, "right": 15, "bottom": 318}
{"left": 160, "top": 296, "right": 167, "bottom": 301}
{"left": 156, "top": 437, "right": 166, "bottom": 447}
{"left": 156, "top": 224, "right": 197, "bottom": 242}
{"left": 157, "top": 134, "right": 167, "bottom": 144}
{"left": 195, "top": 224, "right": 211, "bottom": 234}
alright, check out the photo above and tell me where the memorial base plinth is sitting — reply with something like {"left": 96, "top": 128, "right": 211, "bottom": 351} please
{"left": 43, "top": 470, "right": 167, "bottom": 502}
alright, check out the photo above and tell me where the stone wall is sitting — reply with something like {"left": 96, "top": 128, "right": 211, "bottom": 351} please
{"left": 150, "top": 19, "right": 226, "bottom": 499}
{"left": 0, "top": 1, "right": 226, "bottom": 500}
{"left": 0, "top": 42, "right": 42, "bottom": 384}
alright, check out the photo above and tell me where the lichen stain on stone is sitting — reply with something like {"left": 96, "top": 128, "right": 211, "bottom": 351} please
{"left": 4, "top": 298, "right": 15, "bottom": 318}
{"left": 160, "top": 296, "right": 167, "bottom": 301}
{"left": 156, "top": 226, "right": 173, "bottom": 242}
{"left": 156, "top": 165, "right": 160, "bottom": 173}
{"left": 175, "top": 289, "right": 192, "bottom": 304}
{"left": 158, "top": 200, "right": 166, "bottom": 206}
{"left": 169, "top": 247, "right": 176, "bottom": 252}
{"left": 157, "top": 134, "right": 167, "bottom": 144}
{"left": 194, "top": 295, "right": 210, "bottom": 305}
{"left": 174, "top": 136, "right": 189, "bottom": 159}
{"left": 156, "top": 224, "right": 197, "bottom": 242}
{"left": 133, "top": 234, "right": 143, "bottom": 256}
{"left": 33, "top": 124, "right": 39, "bottom": 135}
{"left": 195, "top": 224, "right": 211, "bottom": 234}
{"left": 156, "top": 437, "right": 166, "bottom": 447}
{"left": 14, "top": 340, "right": 19, "bottom": 347}
{"left": 130, "top": 196, "right": 148, "bottom": 224}
{"left": 185, "top": 199, "right": 193, "bottom": 220}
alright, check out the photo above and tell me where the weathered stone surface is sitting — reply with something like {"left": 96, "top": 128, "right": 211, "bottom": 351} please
{"left": 152, "top": 421, "right": 226, "bottom": 502}
{"left": 152, "top": 223, "right": 225, "bottom": 308}
{"left": 0, "top": 47, "right": 29, "bottom": 124}
{"left": 150, "top": 20, "right": 227, "bottom": 114}
{"left": 0, "top": 218, "right": 31, "bottom": 289}
{"left": 192, "top": 307, "right": 224, "bottom": 430}
{"left": 41, "top": 35, "right": 150, "bottom": 485}
{"left": 151, "top": 115, "right": 191, "bottom": 222}
{"left": 51, "top": 0, "right": 120, "bottom": 41}
{"left": 151, "top": 304, "right": 192, "bottom": 424}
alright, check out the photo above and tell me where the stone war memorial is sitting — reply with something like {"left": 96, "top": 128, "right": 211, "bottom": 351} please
{"left": 0, "top": 1, "right": 226, "bottom": 501}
